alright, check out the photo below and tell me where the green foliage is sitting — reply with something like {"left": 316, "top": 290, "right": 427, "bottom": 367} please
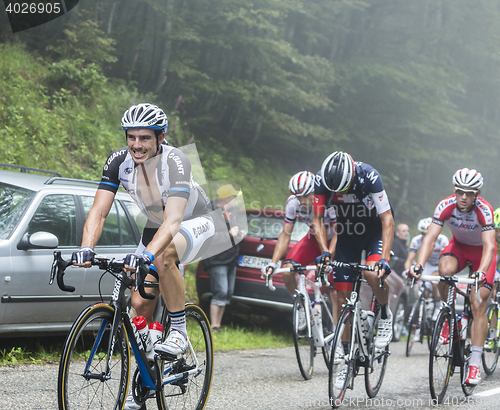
{"left": 46, "top": 14, "right": 117, "bottom": 68}
{"left": 0, "top": 43, "right": 137, "bottom": 180}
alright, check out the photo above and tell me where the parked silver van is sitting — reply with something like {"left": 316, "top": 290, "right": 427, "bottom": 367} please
{"left": 0, "top": 165, "right": 145, "bottom": 337}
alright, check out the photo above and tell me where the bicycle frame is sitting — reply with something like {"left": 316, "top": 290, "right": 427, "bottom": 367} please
{"left": 269, "top": 265, "right": 334, "bottom": 348}
{"left": 339, "top": 266, "right": 378, "bottom": 363}
{"left": 52, "top": 251, "right": 203, "bottom": 392}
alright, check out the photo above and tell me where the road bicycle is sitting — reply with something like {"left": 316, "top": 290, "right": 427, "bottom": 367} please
{"left": 266, "top": 264, "right": 334, "bottom": 380}
{"left": 405, "top": 275, "right": 435, "bottom": 356}
{"left": 482, "top": 277, "right": 500, "bottom": 374}
{"left": 420, "top": 271, "right": 480, "bottom": 404}
{"left": 328, "top": 261, "right": 390, "bottom": 408}
{"left": 50, "top": 250, "right": 213, "bottom": 410}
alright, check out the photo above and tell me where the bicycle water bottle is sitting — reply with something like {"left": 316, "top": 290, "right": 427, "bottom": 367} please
{"left": 425, "top": 298, "right": 434, "bottom": 319}
{"left": 149, "top": 321, "right": 164, "bottom": 347}
{"left": 460, "top": 313, "right": 468, "bottom": 340}
{"left": 313, "top": 301, "right": 322, "bottom": 322}
{"left": 133, "top": 316, "right": 153, "bottom": 354}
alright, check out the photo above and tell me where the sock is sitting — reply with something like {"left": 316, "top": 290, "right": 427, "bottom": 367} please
{"left": 380, "top": 304, "right": 389, "bottom": 320}
{"left": 169, "top": 310, "right": 187, "bottom": 340}
{"left": 470, "top": 346, "right": 483, "bottom": 368}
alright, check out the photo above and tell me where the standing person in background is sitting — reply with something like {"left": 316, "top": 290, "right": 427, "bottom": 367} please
{"left": 391, "top": 223, "right": 409, "bottom": 276}
{"left": 203, "top": 184, "right": 245, "bottom": 331}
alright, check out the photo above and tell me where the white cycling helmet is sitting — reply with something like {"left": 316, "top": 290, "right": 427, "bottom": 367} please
{"left": 452, "top": 168, "right": 483, "bottom": 191}
{"left": 121, "top": 103, "right": 168, "bottom": 133}
{"left": 320, "top": 151, "right": 355, "bottom": 192}
{"left": 289, "top": 171, "right": 315, "bottom": 196}
{"left": 418, "top": 217, "right": 432, "bottom": 234}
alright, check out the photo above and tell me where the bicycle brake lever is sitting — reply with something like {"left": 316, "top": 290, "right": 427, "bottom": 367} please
{"left": 379, "top": 277, "right": 386, "bottom": 292}
{"left": 266, "top": 272, "right": 276, "bottom": 292}
{"left": 475, "top": 276, "right": 482, "bottom": 304}
{"left": 136, "top": 259, "right": 156, "bottom": 300}
{"left": 50, "top": 251, "right": 75, "bottom": 292}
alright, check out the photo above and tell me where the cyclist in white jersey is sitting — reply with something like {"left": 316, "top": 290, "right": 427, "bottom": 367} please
{"left": 72, "top": 104, "right": 215, "bottom": 410}
{"left": 262, "top": 171, "right": 337, "bottom": 294}
{"left": 405, "top": 217, "right": 449, "bottom": 320}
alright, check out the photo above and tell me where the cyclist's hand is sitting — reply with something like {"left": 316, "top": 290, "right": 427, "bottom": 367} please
{"left": 72, "top": 247, "right": 95, "bottom": 268}
{"left": 408, "top": 263, "right": 423, "bottom": 279}
{"left": 261, "top": 262, "right": 278, "bottom": 279}
{"left": 124, "top": 251, "right": 154, "bottom": 272}
{"left": 472, "top": 271, "right": 487, "bottom": 286}
{"left": 315, "top": 251, "right": 331, "bottom": 268}
{"left": 375, "top": 258, "right": 391, "bottom": 278}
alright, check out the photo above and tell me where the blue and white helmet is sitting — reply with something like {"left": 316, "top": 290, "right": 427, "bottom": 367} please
{"left": 121, "top": 103, "right": 168, "bottom": 133}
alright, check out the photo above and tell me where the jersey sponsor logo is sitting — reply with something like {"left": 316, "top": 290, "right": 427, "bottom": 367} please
{"left": 125, "top": 167, "right": 133, "bottom": 174}
{"left": 103, "top": 149, "right": 127, "bottom": 171}
{"left": 168, "top": 152, "right": 185, "bottom": 175}
{"left": 366, "top": 170, "right": 379, "bottom": 184}
{"left": 192, "top": 220, "right": 211, "bottom": 239}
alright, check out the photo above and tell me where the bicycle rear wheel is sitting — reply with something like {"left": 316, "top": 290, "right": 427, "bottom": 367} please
{"left": 482, "top": 303, "right": 500, "bottom": 375}
{"left": 58, "top": 303, "right": 130, "bottom": 410}
{"left": 329, "top": 305, "right": 354, "bottom": 408}
{"left": 429, "top": 308, "right": 453, "bottom": 404}
{"left": 460, "top": 315, "right": 475, "bottom": 396}
{"left": 292, "top": 294, "right": 314, "bottom": 380}
{"left": 157, "top": 304, "right": 213, "bottom": 410}
{"left": 405, "top": 299, "right": 422, "bottom": 357}
{"left": 365, "top": 312, "right": 388, "bottom": 398}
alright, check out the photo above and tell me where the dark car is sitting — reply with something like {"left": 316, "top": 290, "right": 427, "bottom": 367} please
{"left": 196, "top": 208, "right": 409, "bottom": 339}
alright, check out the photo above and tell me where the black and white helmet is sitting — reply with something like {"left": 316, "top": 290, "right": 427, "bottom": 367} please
{"left": 289, "top": 171, "right": 315, "bottom": 196}
{"left": 452, "top": 168, "right": 483, "bottom": 191}
{"left": 320, "top": 151, "right": 355, "bottom": 192}
{"left": 418, "top": 217, "right": 432, "bottom": 233}
{"left": 121, "top": 103, "right": 168, "bottom": 133}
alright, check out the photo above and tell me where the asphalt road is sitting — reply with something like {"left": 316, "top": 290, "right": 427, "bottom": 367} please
{"left": 1, "top": 341, "right": 500, "bottom": 409}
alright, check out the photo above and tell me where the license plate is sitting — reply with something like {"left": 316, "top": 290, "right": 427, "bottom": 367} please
{"left": 238, "top": 255, "right": 274, "bottom": 269}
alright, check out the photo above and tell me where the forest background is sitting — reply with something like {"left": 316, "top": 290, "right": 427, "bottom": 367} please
{"left": 1, "top": 0, "right": 500, "bottom": 226}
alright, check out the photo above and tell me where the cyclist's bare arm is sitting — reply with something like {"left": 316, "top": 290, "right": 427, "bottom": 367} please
{"left": 312, "top": 211, "right": 330, "bottom": 256}
{"left": 327, "top": 223, "right": 338, "bottom": 256}
{"left": 477, "top": 229, "right": 496, "bottom": 274}
{"left": 413, "top": 222, "right": 442, "bottom": 274}
{"left": 270, "top": 222, "right": 294, "bottom": 265}
{"left": 404, "top": 250, "right": 416, "bottom": 271}
{"left": 143, "top": 196, "right": 188, "bottom": 259}
{"left": 75, "top": 189, "right": 115, "bottom": 267}
{"left": 379, "top": 210, "right": 394, "bottom": 263}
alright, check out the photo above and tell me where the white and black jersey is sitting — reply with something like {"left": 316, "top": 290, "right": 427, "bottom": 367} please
{"left": 98, "top": 143, "right": 209, "bottom": 225}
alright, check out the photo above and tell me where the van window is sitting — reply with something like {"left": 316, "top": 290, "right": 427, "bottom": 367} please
{"left": 27, "top": 194, "right": 77, "bottom": 246}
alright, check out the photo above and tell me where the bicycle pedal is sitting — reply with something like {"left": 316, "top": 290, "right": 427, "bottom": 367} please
{"left": 157, "top": 351, "right": 178, "bottom": 361}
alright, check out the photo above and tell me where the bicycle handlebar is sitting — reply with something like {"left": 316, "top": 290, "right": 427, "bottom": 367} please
{"left": 420, "top": 274, "right": 482, "bottom": 304}
{"left": 49, "top": 251, "right": 156, "bottom": 300}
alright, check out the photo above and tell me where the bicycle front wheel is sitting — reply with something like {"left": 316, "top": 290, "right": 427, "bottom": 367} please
{"left": 460, "top": 315, "right": 475, "bottom": 396}
{"left": 58, "top": 303, "right": 130, "bottom": 410}
{"left": 321, "top": 295, "right": 335, "bottom": 368}
{"left": 365, "top": 313, "right": 388, "bottom": 398}
{"left": 429, "top": 308, "right": 453, "bottom": 404}
{"left": 292, "top": 294, "right": 314, "bottom": 380}
{"left": 482, "top": 303, "right": 500, "bottom": 375}
{"left": 157, "top": 304, "right": 213, "bottom": 410}
{"left": 328, "top": 305, "right": 354, "bottom": 408}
